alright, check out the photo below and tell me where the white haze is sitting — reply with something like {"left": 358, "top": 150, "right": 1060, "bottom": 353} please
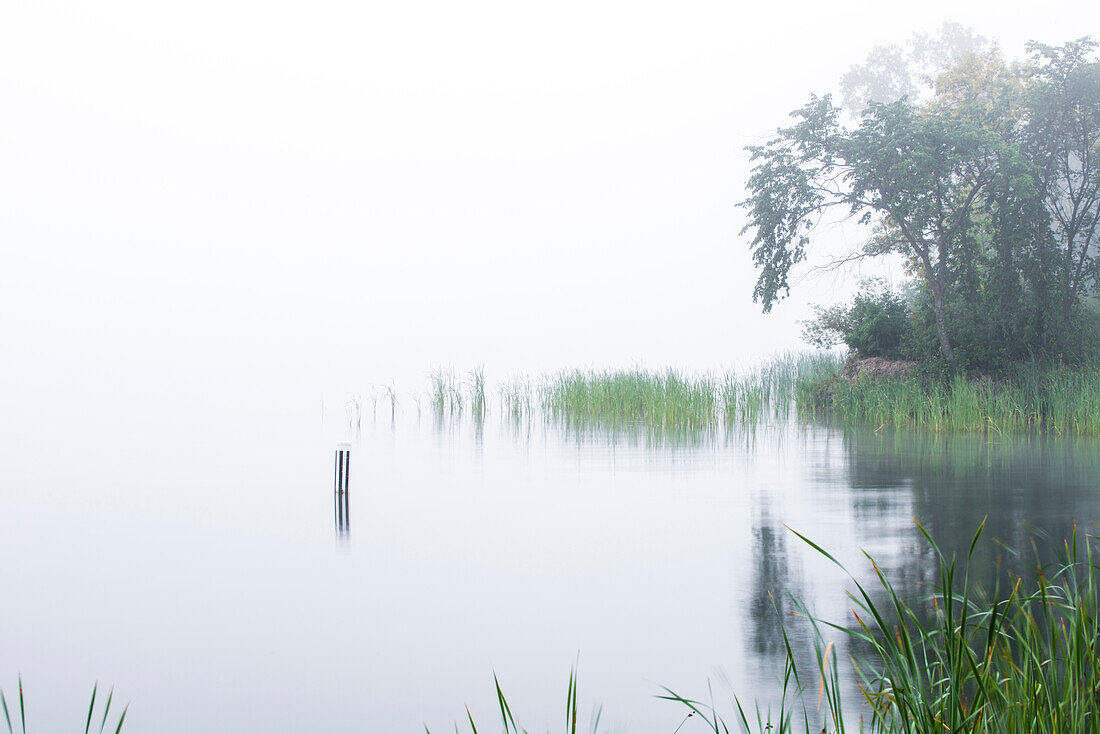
{"left": 0, "top": 0, "right": 1091, "bottom": 402}
{"left": 0, "top": 4, "right": 1095, "bottom": 732}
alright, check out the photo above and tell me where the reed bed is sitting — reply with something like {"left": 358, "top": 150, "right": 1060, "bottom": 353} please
{"left": 726, "top": 352, "right": 845, "bottom": 425}
{"left": 468, "top": 366, "right": 487, "bottom": 420}
{"left": 807, "top": 363, "right": 1100, "bottom": 435}
{"left": 538, "top": 353, "right": 845, "bottom": 431}
{"left": 499, "top": 376, "right": 535, "bottom": 420}
{"left": 540, "top": 369, "right": 719, "bottom": 430}
{"left": 424, "top": 354, "right": 847, "bottom": 430}
{"left": 424, "top": 356, "right": 1100, "bottom": 435}
{"left": 428, "top": 367, "right": 464, "bottom": 418}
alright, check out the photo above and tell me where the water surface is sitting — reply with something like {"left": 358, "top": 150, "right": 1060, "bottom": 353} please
{"left": 3, "top": 399, "right": 1099, "bottom": 732}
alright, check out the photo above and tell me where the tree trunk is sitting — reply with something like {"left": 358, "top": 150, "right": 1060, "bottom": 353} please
{"left": 919, "top": 253, "right": 957, "bottom": 369}
{"left": 1059, "top": 288, "right": 1077, "bottom": 361}
{"left": 931, "top": 283, "right": 956, "bottom": 368}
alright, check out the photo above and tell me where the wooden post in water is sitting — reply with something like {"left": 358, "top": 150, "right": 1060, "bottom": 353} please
{"left": 334, "top": 441, "right": 351, "bottom": 538}
{"left": 334, "top": 441, "right": 351, "bottom": 494}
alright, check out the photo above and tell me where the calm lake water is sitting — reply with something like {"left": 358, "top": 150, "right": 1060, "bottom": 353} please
{"left": 3, "top": 391, "right": 1100, "bottom": 732}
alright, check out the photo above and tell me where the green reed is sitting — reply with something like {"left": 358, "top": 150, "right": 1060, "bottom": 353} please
{"left": 662, "top": 520, "right": 1100, "bottom": 733}
{"left": 499, "top": 376, "right": 535, "bottom": 420}
{"left": 428, "top": 367, "right": 464, "bottom": 418}
{"left": 420, "top": 355, "right": 847, "bottom": 431}
{"left": 540, "top": 369, "right": 719, "bottom": 430}
{"left": 538, "top": 353, "right": 845, "bottom": 431}
{"left": 427, "top": 664, "right": 599, "bottom": 734}
{"left": 420, "top": 355, "right": 1100, "bottom": 435}
{"left": 440, "top": 523, "right": 1100, "bottom": 733}
{"left": 0, "top": 680, "right": 126, "bottom": 734}
{"left": 804, "top": 362, "right": 1100, "bottom": 435}
{"left": 468, "top": 366, "right": 487, "bottom": 420}
{"left": 724, "top": 352, "right": 845, "bottom": 425}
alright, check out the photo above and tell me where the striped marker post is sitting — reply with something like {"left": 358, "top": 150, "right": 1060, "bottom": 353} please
{"left": 334, "top": 441, "right": 351, "bottom": 538}
{"left": 334, "top": 441, "right": 351, "bottom": 494}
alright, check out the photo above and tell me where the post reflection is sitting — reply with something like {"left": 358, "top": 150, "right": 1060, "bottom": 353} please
{"left": 335, "top": 485, "right": 350, "bottom": 540}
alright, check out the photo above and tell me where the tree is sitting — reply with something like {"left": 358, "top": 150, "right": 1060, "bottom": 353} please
{"left": 745, "top": 37, "right": 1100, "bottom": 371}
{"left": 1023, "top": 39, "right": 1100, "bottom": 344}
{"left": 741, "top": 94, "right": 1018, "bottom": 367}
{"left": 839, "top": 22, "right": 988, "bottom": 115}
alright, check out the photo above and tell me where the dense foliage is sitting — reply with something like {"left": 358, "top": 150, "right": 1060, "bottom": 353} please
{"left": 802, "top": 279, "right": 909, "bottom": 359}
{"left": 744, "top": 32, "right": 1100, "bottom": 372}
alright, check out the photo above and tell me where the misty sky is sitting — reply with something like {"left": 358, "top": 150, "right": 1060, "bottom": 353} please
{"left": 1, "top": 1, "right": 1092, "bottom": 400}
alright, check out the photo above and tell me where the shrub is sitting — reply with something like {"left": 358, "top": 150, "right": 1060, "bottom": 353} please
{"left": 802, "top": 279, "right": 910, "bottom": 359}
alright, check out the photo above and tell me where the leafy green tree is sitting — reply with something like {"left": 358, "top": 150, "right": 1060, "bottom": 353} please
{"left": 741, "top": 94, "right": 1020, "bottom": 367}
{"left": 744, "top": 36, "right": 1100, "bottom": 372}
{"left": 925, "top": 48, "right": 1039, "bottom": 368}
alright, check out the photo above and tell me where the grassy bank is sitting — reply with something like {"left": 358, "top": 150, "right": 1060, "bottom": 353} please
{"left": 426, "top": 353, "right": 845, "bottom": 430}
{"left": 803, "top": 363, "right": 1100, "bottom": 435}
{"left": 443, "top": 522, "right": 1100, "bottom": 733}
{"left": 422, "top": 357, "right": 1100, "bottom": 435}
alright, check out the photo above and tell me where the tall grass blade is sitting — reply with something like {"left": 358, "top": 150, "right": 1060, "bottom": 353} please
{"left": 113, "top": 704, "right": 128, "bottom": 734}
{"left": 85, "top": 681, "right": 98, "bottom": 734}
{"left": 493, "top": 673, "right": 518, "bottom": 733}
{"left": 99, "top": 686, "right": 114, "bottom": 734}
{"left": 1, "top": 690, "right": 11, "bottom": 734}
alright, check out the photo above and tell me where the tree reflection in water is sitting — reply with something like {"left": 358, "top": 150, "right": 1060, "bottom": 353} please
{"left": 745, "top": 425, "right": 1100, "bottom": 709}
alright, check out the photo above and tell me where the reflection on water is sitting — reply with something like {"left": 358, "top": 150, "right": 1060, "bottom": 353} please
{"left": 740, "top": 423, "right": 1100, "bottom": 719}
{"left": 835, "top": 427, "right": 1100, "bottom": 577}
{"left": 335, "top": 487, "right": 350, "bottom": 541}
{"left": 6, "top": 401, "right": 1100, "bottom": 733}
{"left": 489, "top": 414, "right": 1100, "bottom": 720}
{"left": 747, "top": 506, "right": 802, "bottom": 659}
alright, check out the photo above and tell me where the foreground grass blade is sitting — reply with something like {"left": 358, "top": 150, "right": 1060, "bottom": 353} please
{"left": 566, "top": 666, "right": 578, "bottom": 734}
{"left": 436, "top": 666, "right": 604, "bottom": 734}
{"left": 0, "top": 680, "right": 126, "bottom": 734}
{"left": 1, "top": 689, "right": 11, "bottom": 734}
{"left": 99, "top": 686, "right": 114, "bottom": 734}
{"left": 85, "top": 681, "right": 98, "bottom": 734}
{"left": 113, "top": 704, "right": 128, "bottom": 734}
{"left": 493, "top": 673, "right": 518, "bottom": 732}
{"left": 655, "top": 689, "right": 709, "bottom": 729}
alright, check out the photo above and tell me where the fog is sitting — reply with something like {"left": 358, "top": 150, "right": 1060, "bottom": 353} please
{"left": 3, "top": 1, "right": 1088, "bottom": 405}
{"left": 2, "top": 3, "right": 1097, "bottom": 731}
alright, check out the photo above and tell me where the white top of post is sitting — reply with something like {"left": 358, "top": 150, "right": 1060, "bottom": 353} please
{"left": 336, "top": 441, "right": 352, "bottom": 452}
